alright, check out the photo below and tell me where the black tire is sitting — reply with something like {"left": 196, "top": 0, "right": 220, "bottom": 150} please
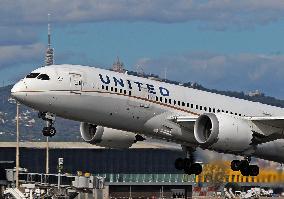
{"left": 239, "top": 160, "right": 249, "bottom": 170}
{"left": 191, "top": 163, "right": 202, "bottom": 175}
{"left": 49, "top": 127, "right": 56, "bottom": 137}
{"left": 175, "top": 158, "right": 184, "bottom": 170}
{"left": 42, "top": 127, "right": 50, "bottom": 136}
{"left": 184, "top": 166, "right": 193, "bottom": 175}
{"left": 240, "top": 166, "right": 250, "bottom": 176}
{"left": 231, "top": 160, "right": 240, "bottom": 171}
{"left": 249, "top": 165, "right": 259, "bottom": 176}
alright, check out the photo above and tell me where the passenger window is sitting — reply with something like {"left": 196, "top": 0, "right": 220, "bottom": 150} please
{"left": 37, "top": 74, "right": 50, "bottom": 80}
{"left": 209, "top": 107, "right": 211, "bottom": 112}
{"left": 26, "top": 73, "right": 40, "bottom": 78}
{"left": 204, "top": 107, "right": 207, "bottom": 111}
{"left": 213, "top": 108, "right": 215, "bottom": 113}
{"left": 217, "top": 109, "right": 220, "bottom": 113}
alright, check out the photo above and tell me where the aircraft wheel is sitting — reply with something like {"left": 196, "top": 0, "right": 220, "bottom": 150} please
{"left": 48, "top": 127, "right": 56, "bottom": 137}
{"left": 231, "top": 160, "right": 240, "bottom": 171}
{"left": 175, "top": 158, "right": 184, "bottom": 170}
{"left": 249, "top": 165, "right": 259, "bottom": 176}
{"left": 191, "top": 163, "right": 202, "bottom": 175}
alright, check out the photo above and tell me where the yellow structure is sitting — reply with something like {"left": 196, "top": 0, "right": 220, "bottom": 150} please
{"left": 195, "top": 161, "right": 284, "bottom": 183}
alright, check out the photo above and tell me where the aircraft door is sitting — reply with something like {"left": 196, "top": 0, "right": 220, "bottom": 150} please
{"left": 69, "top": 73, "right": 82, "bottom": 94}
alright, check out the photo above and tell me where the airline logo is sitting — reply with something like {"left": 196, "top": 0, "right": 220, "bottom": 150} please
{"left": 99, "top": 74, "right": 170, "bottom": 96}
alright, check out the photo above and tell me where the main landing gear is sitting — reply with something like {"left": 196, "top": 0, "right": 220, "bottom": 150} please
{"left": 38, "top": 112, "right": 56, "bottom": 137}
{"left": 175, "top": 148, "right": 202, "bottom": 175}
{"left": 231, "top": 157, "right": 259, "bottom": 176}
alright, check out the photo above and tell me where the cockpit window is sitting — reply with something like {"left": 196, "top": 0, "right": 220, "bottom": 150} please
{"left": 37, "top": 74, "right": 50, "bottom": 80}
{"left": 26, "top": 73, "right": 40, "bottom": 78}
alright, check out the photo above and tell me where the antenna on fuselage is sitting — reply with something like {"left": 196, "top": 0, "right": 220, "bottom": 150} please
{"left": 45, "top": 13, "right": 54, "bottom": 66}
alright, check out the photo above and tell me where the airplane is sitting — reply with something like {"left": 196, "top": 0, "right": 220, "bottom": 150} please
{"left": 11, "top": 64, "right": 284, "bottom": 177}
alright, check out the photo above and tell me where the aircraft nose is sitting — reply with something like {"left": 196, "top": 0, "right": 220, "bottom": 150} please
{"left": 11, "top": 81, "right": 26, "bottom": 102}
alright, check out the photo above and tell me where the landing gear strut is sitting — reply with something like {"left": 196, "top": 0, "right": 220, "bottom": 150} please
{"left": 231, "top": 157, "right": 259, "bottom": 176}
{"left": 175, "top": 147, "right": 202, "bottom": 175}
{"left": 38, "top": 112, "right": 56, "bottom": 137}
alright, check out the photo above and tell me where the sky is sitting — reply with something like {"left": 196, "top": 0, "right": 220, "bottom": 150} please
{"left": 1, "top": 0, "right": 284, "bottom": 98}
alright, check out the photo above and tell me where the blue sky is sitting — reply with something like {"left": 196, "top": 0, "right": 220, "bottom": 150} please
{"left": 1, "top": 0, "right": 284, "bottom": 98}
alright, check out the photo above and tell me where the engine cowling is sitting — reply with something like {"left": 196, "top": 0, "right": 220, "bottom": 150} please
{"left": 80, "top": 122, "right": 145, "bottom": 148}
{"left": 194, "top": 113, "right": 253, "bottom": 152}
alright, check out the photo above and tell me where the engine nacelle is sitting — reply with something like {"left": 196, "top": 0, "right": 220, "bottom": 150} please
{"left": 194, "top": 113, "right": 253, "bottom": 152}
{"left": 80, "top": 123, "right": 145, "bottom": 148}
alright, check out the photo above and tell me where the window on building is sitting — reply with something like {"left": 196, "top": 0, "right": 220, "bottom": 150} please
{"left": 102, "top": 85, "right": 105, "bottom": 90}
{"left": 156, "top": 96, "right": 159, "bottom": 101}
{"left": 129, "top": 91, "right": 132, "bottom": 96}
{"left": 178, "top": 101, "right": 180, "bottom": 106}
{"left": 174, "top": 100, "right": 176, "bottom": 105}
{"left": 191, "top": 104, "right": 194, "bottom": 108}
{"left": 209, "top": 107, "right": 212, "bottom": 112}
{"left": 213, "top": 108, "right": 215, "bottom": 113}
{"left": 110, "top": 87, "right": 113, "bottom": 92}
{"left": 182, "top": 102, "right": 185, "bottom": 106}
{"left": 196, "top": 105, "right": 198, "bottom": 109}
{"left": 105, "top": 86, "right": 109, "bottom": 90}
{"left": 165, "top": 98, "right": 168, "bottom": 103}
{"left": 204, "top": 107, "right": 207, "bottom": 111}
{"left": 200, "top": 106, "right": 203, "bottom": 110}
{"left": 169, "top": 99, "right": 172, "bottom": 104}
{"left": 124, "top": 90, "right": 127, "bottom": 95}
{"left": 160, "top": 97, "right": 163, "bottom": 102}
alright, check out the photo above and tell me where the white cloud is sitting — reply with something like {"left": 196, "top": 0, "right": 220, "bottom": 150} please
{"left": 1, "top": 0, "right": 284, "bottom": 29}
{"left": 134, "top": 52, "right": 284, "bottom": 98}
{"left": 0, "top": 43, "right": 45, "bottom": 69}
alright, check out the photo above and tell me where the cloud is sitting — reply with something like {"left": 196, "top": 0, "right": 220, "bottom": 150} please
{"left": 0, "top": 26, "right": 38, "bottom": 46}
{"left": 134, "top": 52, "right": 284, "bottom": 98}
{"left": 2, "top": 0, "right": 284, "bottom": 29}
{"left": 0, "top": 43, "right": 45, "bottom": 69}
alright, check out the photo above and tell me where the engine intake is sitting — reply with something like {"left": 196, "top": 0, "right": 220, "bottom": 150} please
{"left": 194, "top": 113, "right": 253, "bottom": 152}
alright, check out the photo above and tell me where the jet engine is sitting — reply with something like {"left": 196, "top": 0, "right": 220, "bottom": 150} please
{"left": 194, "top": 113, "right": 253, "bottom": 152}
{"left": 80, "top": 122, "right": 145, "bottom": 148}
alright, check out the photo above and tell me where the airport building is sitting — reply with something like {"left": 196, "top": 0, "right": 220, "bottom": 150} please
{"left": 0, "top": 142, "right": 284, "bottom": 198}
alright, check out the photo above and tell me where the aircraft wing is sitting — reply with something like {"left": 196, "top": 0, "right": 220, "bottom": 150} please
{"left": 168, "top": 115, "right": 197, "bottom": 130}
{"left": 245, "top": 116, "right": 284, "bottom": 129}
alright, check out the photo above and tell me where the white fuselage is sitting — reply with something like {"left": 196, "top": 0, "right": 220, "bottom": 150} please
{"left": 11, "top": 64, "right": 284, "bottom": 163}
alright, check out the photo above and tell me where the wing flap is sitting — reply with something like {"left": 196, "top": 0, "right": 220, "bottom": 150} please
{"left": 245, "top": 116, "right": 284, "bottom": 129}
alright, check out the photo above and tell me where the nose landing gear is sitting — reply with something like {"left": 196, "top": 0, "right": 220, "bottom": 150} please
{"left": 38, "top": 112, "right": 56, "bottom": 137}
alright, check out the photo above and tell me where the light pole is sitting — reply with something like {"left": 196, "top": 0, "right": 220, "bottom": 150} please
{"left": 15, "top": 103, "right": 20, "bottom": 188}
